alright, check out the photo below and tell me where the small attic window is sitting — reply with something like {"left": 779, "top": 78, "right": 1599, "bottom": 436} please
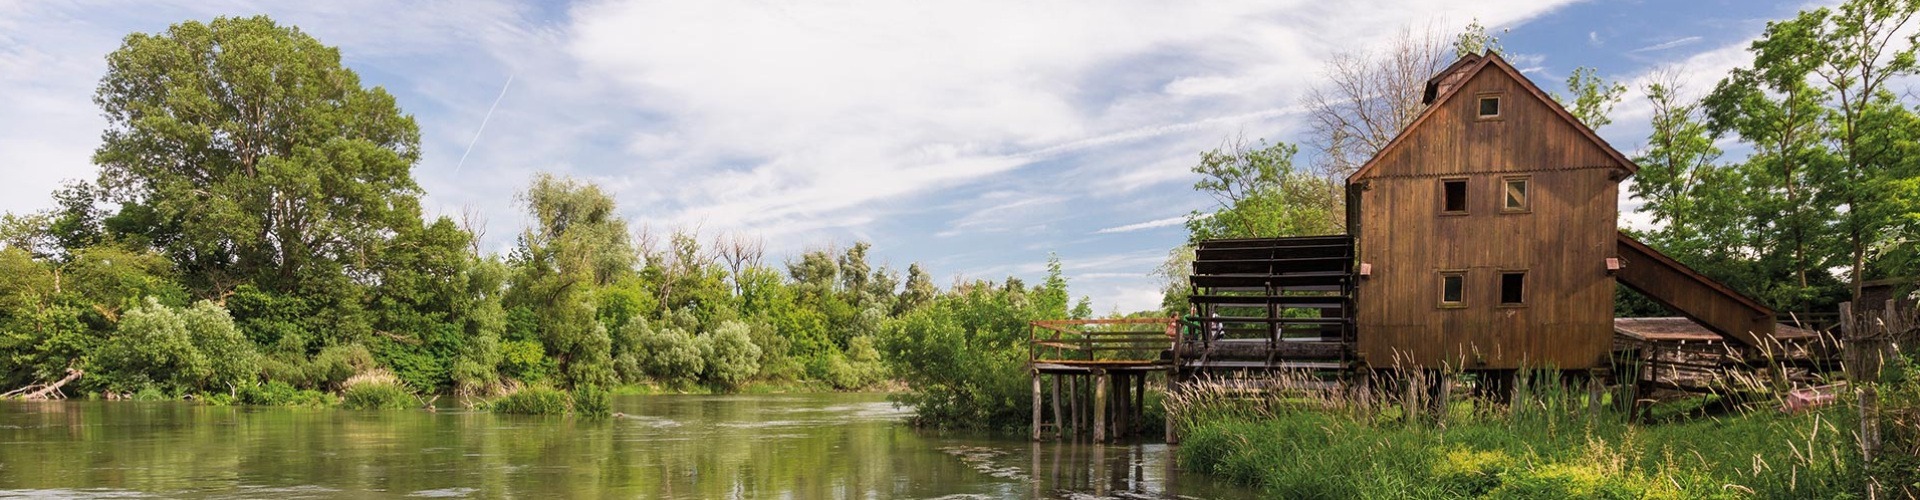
{"left": 1441, "top": 179, "right": 1468, "bottom": 214}
{"left": 1477, "top": 95, "right": 1501, "bottom": 118}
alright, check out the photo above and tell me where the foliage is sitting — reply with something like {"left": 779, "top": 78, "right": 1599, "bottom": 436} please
{"left": 700, "top": 320, "right": 762, "bottom": 389}
{"left": 92, "top": 16, "right": 422, "bottom": 355}
{"left": 1185, "top": 138, "right": 1343, "bottom": 241}
{"left": 93, "top": 298, "right": 257, "bottom": 395}
{"left": 571, "top": 384, "right": 612, "bottom": 418}
{"left": 339, "top": 370, "right": 416, "bottom": 410}
{"left": 488, "top": 385, "right": 571, "bottom": 415}
{"left": 628, "top": 318, "right": 705, "bottom": 386}
{"left": 506, "top": 173, "right": 629, "bottom": 389}
{"left": 1554, "top": 66, "right": 1627, "bottom": 129}
{"left": 1179, "top": 403, "right": 1860, "bottom": 499}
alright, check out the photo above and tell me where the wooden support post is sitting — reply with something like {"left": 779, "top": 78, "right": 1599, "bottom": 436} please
{"left": 1032, "top": 370, "right": 1043, "bottom": 441}
{"left": 1069, "top": 374, "right": 1081, "bottom": 438}
{"left": 1094, "top": 369, "right": 1109, "bottom": 444}
{"left": 1134, "top": 373, "right": 1146, "bottom": 439}
{"left": 1434, "top": 370, "right": 1452, "bottom": 426}
{"left": 1051, "top": 375, "right": 1063, "bottom": 439}
{"left": 1113, "top": 373, "right": 1126, "bottom": 439}
{"left": 1587, "top": 370, "right": 1604, "bottom": 419}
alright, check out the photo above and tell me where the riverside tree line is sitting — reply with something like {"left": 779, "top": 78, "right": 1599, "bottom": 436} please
{"left": 0, "top": 16, "right": 1088, "bottom": 422}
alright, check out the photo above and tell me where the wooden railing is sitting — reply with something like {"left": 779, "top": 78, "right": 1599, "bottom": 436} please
{"left": 1028, "top": 318, "right": 1177, "bottom": 367}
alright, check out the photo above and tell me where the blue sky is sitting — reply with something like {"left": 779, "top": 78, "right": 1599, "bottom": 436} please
{"left": 0, "top": 0, "right": 1830, "bottom": 313}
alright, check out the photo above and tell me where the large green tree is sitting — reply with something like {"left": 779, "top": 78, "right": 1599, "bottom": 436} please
{"left": 91, "top": 16, "right": 425, "bottom": 349}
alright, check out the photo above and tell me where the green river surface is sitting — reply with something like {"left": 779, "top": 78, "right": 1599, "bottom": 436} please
{"left": 0, "top": 393, "right": 1259, "bottom": 499}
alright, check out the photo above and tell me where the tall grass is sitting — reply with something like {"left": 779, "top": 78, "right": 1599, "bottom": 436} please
{"left": 1172, "top": 369, "right": 1866, "bottom": 498}
{"left": 339, "top": 370, "right": 417, "bottom": 410}
{"left": 485, "top": 385, "right": 571, "bottom": 415}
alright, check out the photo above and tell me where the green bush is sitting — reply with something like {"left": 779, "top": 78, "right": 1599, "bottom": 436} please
{"left": 700, "top": 321, "right": 761, "bottom": 389}
{"left": 339, "top": 370, "right": 416, "bottom": 410}
{"left": 488, "top": 385, "right": 570, "bottom": 415}
{"left": 630, "top": 320, "right": 703, "bottom": 386}
{"left": 93, "top": 298, "right": 258, "bottom": 395}
{"left": 572, "top": 385, "right": 612, "bottom": 418}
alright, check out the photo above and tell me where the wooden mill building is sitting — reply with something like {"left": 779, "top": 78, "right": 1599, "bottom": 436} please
{"left": 1031, "top": 53, "right": 1813, "bottom": 443}
{"left": 1181, "top": 53, "right": 1790, "bottom": 380}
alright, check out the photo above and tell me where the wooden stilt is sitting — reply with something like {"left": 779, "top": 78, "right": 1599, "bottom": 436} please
{"left": 1051, "top": 375, "right": 1063, "bottom": 439}
{"left": 1586, "top": 371, "right": 1603, "bottom": 420}
{"left": 1032, "top": 371, "right": 1043, "bottom": 441}
{"left": 1069, "top": 374, "right": 1081, "bottom": 438}
{"left": 1093, "top": 369, "right": 1109, "bottom": 444}
{"left": 1134, "top": 373, "right": 1146, "bottom": 438}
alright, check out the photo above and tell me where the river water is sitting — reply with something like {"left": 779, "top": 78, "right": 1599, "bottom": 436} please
{"left": 0, "top": 393, "right": 1258, "bottom": 499}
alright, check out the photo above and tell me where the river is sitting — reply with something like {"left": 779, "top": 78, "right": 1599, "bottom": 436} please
{"left": 0, "top": 393, "right": 1258, "bottom": 499}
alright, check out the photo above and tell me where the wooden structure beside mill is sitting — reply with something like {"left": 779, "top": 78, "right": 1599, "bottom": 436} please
{"left": 1029, "top": 53, "right": 1826, "bottom": 443}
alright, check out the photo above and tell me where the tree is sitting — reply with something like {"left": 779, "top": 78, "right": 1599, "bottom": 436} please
{"left": 1185, "top": 138, "right": 1343, "bottom": 240}
{"left": 895, "top": 263, "right": 937, "bottom": 315}
{"left": 92, "top": 16, "right": 424, "bottom": 305}
{"left": 507, "top": 174, "right": 633, "bottom": 389}
{"left": 1773, "top": 0, "right": 1920, "bottom": 298}
{"left": 1555, "top": 67, "right": 1628, "bottom": 129}
{"left": 1304, "top": 24, "right": 1454, "bottom": 179}
{"left": 700, "top": 320, "right": 762, "bottom": 389}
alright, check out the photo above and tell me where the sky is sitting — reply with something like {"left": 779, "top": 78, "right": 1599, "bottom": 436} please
{"left": 0, "top": 0, "right": 1834, "bottom": 314}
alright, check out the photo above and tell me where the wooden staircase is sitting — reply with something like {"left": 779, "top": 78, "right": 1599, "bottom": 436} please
{"left": 1175, "top": 235, "right": 1357, "bottom": 376}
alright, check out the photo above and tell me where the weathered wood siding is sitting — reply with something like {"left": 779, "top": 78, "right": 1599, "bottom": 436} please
{"left": 1352, "top": 64, "right": 1623, "bottom": 370}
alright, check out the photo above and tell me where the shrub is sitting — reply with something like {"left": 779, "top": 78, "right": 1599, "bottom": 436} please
{"left": 488, "top": 385, "right": 570, "bottom": 415}
{"left": 701, "top": 321, "right": 761, "bottom": 389}
{"left": 94, "top": 298, "right": 258, "bottom": 395}
{"left": 340, "top": 370, "right": 416, "bottom": 410}
{"left": 630, "top": 320, "right": 703, "bottom": 386}
{"left": 572, "top": 385, "right": 612, "bottom": 418}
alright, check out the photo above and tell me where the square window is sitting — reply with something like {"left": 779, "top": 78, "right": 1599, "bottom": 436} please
{"left": 1500, "top": 272, "right": 1526, "bottom": 305}
{"left": 1478, "top": 96, "right": 1500, "bottom": 117}
{"left": 1503, "top": 177, "right": 1529, "bottom": 212}
{"left": 1442, "top": 179, "right": 1468, "bottom": 213}
{"left": 1440, "top": 272, "right": 1465, "bottom": 306}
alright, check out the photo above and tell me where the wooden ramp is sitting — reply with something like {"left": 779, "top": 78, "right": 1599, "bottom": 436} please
{"left": 1615, "top": 232, "right": 1775, "bottom": 349}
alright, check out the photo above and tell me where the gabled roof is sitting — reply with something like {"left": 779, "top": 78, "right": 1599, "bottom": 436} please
{"left": 1347, "top": 53, "right": 1640, "bottom": 184}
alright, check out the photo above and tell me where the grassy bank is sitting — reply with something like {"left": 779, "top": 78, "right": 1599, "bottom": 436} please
{"left": 1167, "top": 371, "right": 1917, "bottom": 499}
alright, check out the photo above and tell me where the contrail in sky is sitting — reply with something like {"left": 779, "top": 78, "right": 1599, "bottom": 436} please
{"left": 455, "top": 74, "right": 514, "bottom": 172}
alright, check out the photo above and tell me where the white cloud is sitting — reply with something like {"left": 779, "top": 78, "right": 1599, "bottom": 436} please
{"left": 1096, "top": 213, "right": 1202, "bottom": 234}
{"left": 1630, "top": 35, "right": 1704, "bottom": 53}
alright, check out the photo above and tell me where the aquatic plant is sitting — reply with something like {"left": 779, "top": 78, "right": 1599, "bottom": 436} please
{"left": 340, "top": 370, "right": 416, "bottom": 410}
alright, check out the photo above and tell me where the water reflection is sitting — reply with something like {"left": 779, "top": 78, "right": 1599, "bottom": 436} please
{"left": 0, "top": 395, "right": 1254, "bottom": 499}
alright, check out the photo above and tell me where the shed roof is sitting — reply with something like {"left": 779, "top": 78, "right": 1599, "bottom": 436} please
{"left": 1615, "top": 317, "right": 1820, "bottom": 343}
